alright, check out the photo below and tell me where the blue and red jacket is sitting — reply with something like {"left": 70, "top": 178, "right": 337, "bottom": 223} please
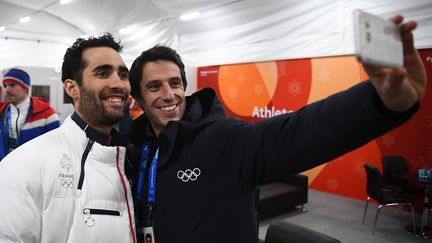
{"left": 0, "top": 97, "right": 60, "bottom": 160}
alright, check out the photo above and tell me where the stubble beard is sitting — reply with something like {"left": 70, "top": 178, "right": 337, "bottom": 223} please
{"left": 78, "top": 86, "right": 128, "bottom": 127}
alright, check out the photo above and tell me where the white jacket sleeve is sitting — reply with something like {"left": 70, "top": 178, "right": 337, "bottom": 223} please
{"left": 0, "top": 152, "right": 43, "bottom": 242}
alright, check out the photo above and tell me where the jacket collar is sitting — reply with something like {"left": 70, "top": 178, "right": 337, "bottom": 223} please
{"left": 71, "top": 112, "right": 128, "bottom": 146}
{"left": 129, "top": 88, "right": 226, "bottom": 168}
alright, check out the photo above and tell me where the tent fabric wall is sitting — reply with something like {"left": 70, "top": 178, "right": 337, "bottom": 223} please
{"left": 0, "top": 0, "right": 431, "bottom": 70}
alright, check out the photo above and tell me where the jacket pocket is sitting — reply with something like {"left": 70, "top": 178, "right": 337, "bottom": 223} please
{"left": 83, "top": 208, "right": 121, "bottom": 227}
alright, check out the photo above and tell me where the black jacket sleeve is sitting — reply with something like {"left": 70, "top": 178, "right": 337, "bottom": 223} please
{"left": 223, "top": 81, "right": 418, "bottom": 188}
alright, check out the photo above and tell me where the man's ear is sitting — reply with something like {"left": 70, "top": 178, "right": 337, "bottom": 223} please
{"left": 64, "top": 79, "right": 79, "bottom": 101}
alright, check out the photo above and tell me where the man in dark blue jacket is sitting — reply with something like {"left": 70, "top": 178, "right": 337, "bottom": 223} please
{"left": 127, "top": 16, "right": 427, "bottom": 243}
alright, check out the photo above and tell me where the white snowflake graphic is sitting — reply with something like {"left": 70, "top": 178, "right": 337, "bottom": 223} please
{"left": 380, "top": 133, "right": 395, "bottom": 147}
{"left": 228, "top": 86, "right": 238, "bottom": 99}
{"left": 277, "top": 62, "right": 288, "bottom": 77}
{"left": 318, "top": 68, "right": 331, "bottom": 83}
{"left": 352, "top": 157, "right": 367, "bottom": 176}
{"left": 254, "top": 84, "right": 264, "bottom": 95}
{"left": 287, "top": 79, "right": 302, "bottom": 97}
{"left": 327, "top": 178, "right": 339, "bottom": 190}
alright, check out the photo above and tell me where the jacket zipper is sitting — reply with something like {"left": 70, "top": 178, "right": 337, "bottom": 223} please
{"left": 15, "top": 105, "right": 20, "bottom": 139}
{"left": 116, "top": 146, "right": 137, "bottom": 243}
{"left": 77, "top": 139, "right": 95, "bottom": 190}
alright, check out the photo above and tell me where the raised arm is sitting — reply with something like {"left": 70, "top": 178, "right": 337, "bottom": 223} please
{"left": 364, "top": 16, "right": 427, "bottom": 112}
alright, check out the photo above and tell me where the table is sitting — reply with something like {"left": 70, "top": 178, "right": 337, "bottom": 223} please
{"left": 400, "top": 172, "right": 432, "bottom": 237}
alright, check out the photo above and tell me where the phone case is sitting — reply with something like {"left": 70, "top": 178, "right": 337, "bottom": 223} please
{"left": 353, "top": 9, "right": 403, "bottom": 67}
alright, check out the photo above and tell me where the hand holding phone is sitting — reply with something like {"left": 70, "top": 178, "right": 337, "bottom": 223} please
{"left": 354, "top": 10, "right": 403, "bottom": 68}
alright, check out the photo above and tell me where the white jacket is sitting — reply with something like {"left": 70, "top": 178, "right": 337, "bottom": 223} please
{"left": 0, "top": 115, "right": 136, "bottom": 243}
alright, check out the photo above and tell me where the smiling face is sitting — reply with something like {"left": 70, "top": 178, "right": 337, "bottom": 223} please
{"left": 72, "top": 47, "right": 130, "bottom": 132}
{"left": 140, "top": 60, "right": 186, "bottom": 136}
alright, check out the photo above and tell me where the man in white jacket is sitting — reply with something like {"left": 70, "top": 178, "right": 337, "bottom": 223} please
{"left": 0, "top": 34, "right": 136, "bottom": 243}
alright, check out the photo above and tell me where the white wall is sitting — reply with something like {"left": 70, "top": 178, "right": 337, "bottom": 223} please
{"left": 185, "top": 66, "right": 197, "bottom": 95}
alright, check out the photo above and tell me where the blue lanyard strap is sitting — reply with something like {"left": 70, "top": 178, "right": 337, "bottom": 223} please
{"left": 148, "top": 148, "right": 159, "bottom": 203}
{"left": 135, "top": 143, "right": 159, "bottom": 203}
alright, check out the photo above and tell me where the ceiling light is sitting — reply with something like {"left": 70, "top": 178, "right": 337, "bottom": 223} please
{"left": 59, "top": 0, "right": 73, "bottom": 4}
{"left": 180, "top": 11, "right": 201, "bottom": 21}
{"left": 19, "top": 16, "right": 31, "bottom": 23}
{"left": 0, "top": 26, "right": 5, "bottom": 32}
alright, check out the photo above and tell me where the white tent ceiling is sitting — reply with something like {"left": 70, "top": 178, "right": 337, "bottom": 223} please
{"left": 0, "top": 0, "right": 431, "bottom": 70}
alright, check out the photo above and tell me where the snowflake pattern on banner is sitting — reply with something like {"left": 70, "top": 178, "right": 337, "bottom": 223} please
{"left": 380, "top": 133, "right": 395, "bottom": 147}
{"left": 228, "top": 86, "right": 238, "bottom": 99}
{"left": 287, "top": 79, "right": 302, "bottom": 97}
{"left": 352, "top": 158, "right": 367, "bottom": 176}
{"left": 326, "top": 178, "right": 339, "bottom": 190}
{"left": 254, "top": 84, "right": 264, "bottom": 95}
{"left": 318, "top": 68, "right": 331, "bottom": 83}
{"left": 277, "top": 62, "right": 288, "bottom": 77}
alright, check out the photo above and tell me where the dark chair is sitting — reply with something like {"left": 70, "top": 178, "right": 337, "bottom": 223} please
{"left": 362, "top": 163, "right": 416, "bottom": 234}
{"left": 255, "top": 174, "right": 308, "bottom": 221}
{"left": 381, "top": 156, "right": 423, "bottom": 194}
{"left": 263, "top": 220, "right": 341, "bottom": 243}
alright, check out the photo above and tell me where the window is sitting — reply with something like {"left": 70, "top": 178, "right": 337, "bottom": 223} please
{"left": 31, "top": 85, "right": 50, "bottom": 102}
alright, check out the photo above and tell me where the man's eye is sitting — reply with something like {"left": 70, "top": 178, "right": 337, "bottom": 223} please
{"left": 147, "top": 83, "right": 161, "bottom": 92}
{"left": 96, "top": 71, "right": 110, "bottom": 78}
{"left": 119, "top": 71, "right": 129, "bottom": 80}
{"left": 175, "top": 81, "right": 182, "bottom": 86}
{"left": 171, "top": 80, "right": 182, "bottom": 88}
{"left": 148, "top": 86, "right": 159, "bottom": 92}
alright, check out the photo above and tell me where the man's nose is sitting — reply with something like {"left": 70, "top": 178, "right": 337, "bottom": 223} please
{"left": 161, "top": 83, "right": 175, "bottom": 100}
{"left": 108, "top": 73, "right": 127, "bottom": 89}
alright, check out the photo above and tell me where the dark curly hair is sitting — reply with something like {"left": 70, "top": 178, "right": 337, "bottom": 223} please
{"left": 129, "top": 45, "right": 187, "bottom": 101}
{"left": 61, "top": 33, "right": 123, "bottom": 86}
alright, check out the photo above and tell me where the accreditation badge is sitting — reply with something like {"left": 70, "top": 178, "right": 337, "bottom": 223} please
{"left": 137, "top": 226, "right": 156, "bottom": 243}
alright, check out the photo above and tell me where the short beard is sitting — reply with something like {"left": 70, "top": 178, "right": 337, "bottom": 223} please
{"left": 78, "top": 85, "right": 128, "bottom": 127}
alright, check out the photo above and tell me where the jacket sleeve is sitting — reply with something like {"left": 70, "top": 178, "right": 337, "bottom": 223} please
{"left": 45, "top": 107, "right": 61, "bottom": 132}
{"left": 0, "top": 152, "right": 43, "bottom": 242}
{"left": 224, "top": 81, "right": 418, "bottom": 188}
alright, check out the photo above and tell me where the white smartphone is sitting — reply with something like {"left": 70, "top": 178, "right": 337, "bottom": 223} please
{"left": 353, "top": 9, "right": 403, "bottom": 67}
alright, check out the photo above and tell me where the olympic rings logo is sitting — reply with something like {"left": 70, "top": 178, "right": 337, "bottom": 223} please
{"left": 60, "top": 178, "right": 74, "bottom": 188}
{"left": 177, "top": 168, "right": 201, "bottom": 182}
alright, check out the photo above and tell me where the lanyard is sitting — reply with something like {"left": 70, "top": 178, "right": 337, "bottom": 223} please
{"left": 148, "top": 148, "right": 159, "bottom": 203}
{"left": 135, "top": 143, "right": 159, "bottom": 203}
{"left": 5, "top": 106, "right": 11, "bottom": 138}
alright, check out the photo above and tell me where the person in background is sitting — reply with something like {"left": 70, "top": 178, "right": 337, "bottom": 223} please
{"left": 0, "top": 68, "right": 60, "bottom": 160}
{"left": 0, "top": 34, "right": 136, "bottom": 242}
{"left": 127, "top": 16, "right": 427, "bottom": 243}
